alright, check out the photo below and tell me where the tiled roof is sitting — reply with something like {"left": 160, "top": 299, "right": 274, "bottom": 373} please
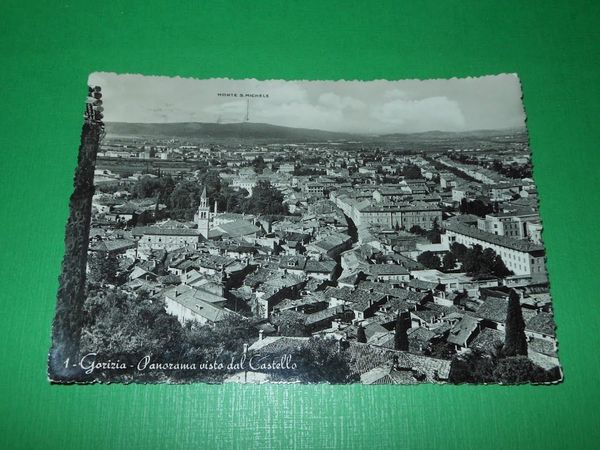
{"left": 381, "top": 297, "right": 414, "bottom": 313}
{"left": 304, "top": 306, "right": 346, "bottom": 326}
{"left": 411, "top": 309, "right": 441, "bottom": 323}
{"left": 444, "top": 220, "right": 544, "bottom": 253}
{"left": 305, "top": 259, "right": 337, "bottom": 273}
{"left": 275, "top": 293, "right": 327, "bottom": 311}
{"left": 215, "top": 219, "right": 260, "bottom": 237}
{"left": 526, "top": 312, "right": 556, "bottom": 337}
{"left": 528, "top": 337, "right": 557, "bottom": 357}
{"left": 475, "top": 297, "right": 508, "bottom": 323}
{"left": 469, "top": 328, "right": 504, "bottom": 354}
{"left": 367, "top": 331, "right": 395, "bottom": 349}
{"left": 89, "top": 239, "right": 136, "bottom": 252}
{"left": 164, "top": 285, "right": 228, "bottom": 323}
{"left": 366, "top": 264, "right": 409, "bottom": 276}
{"left": 408, "top": 327, "right": 437, "bottom": 342}
{"left": 133, "top": 226, "right": 201, "bottom": 237}
{"left": 406, "top": 278, "right": 440, "bottom": 291}
{"left": 447, "top": 315, "right": 481, "bottom": 346}
{"left": 348, "top": 290, "right": 386, "bottom": 312}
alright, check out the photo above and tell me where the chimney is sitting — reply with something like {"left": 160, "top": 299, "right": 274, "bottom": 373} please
{"left": 258, "top": 329, "right": 264, "bottom": 341}
{"left": 243, "top": 343, "right": 248, "bottom": 354}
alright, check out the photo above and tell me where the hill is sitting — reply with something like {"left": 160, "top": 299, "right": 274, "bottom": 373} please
{"left": 105, "top": 121, "right": 356, "bottom": 143}
{"left": 104, "top": 121, "right": 528, "bottom": 148}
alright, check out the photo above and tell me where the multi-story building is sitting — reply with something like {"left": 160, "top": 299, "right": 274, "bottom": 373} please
{"left": 477, "top": 212, "right": 541, "bottom": 241}
{"left": 443, "top": 220, "right": 546, "bottom": 279}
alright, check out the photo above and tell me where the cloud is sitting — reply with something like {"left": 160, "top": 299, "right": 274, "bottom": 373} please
{"left": 318, "top": 93, "right": 365, "bottom": 110}
{"left": 370, "top": 96, "right": 466, "bottom": 132}
{"left": 203, "top": 101, "right": 247, "bottom": 122}
{"left": 266, "top": 83, "right": 309, "bottom": 104}
{"left": 256, "top": 101, "right": 345, "bottom": 130}
{"left": 383, "top": 88, "right": 408, "bottom": 100}
{"left": 91, "top": 73, "right": 523, "bottom": 132}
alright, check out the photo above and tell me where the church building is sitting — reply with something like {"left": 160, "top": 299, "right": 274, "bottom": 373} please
{"left": 194, "top": 187, "right": 218, "bottom": 239}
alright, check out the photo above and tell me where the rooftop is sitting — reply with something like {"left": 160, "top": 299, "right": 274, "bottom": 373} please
{"left": 164, "top": 285, "right": 228, "bottom": 323}
{"left": 444, "top": 220, "right": 544, "bottom": 253}
{"left": 447, "top": 315, "right": 482, "bottom": 346}
{"left": 132, "top": 226, "right": 201, "bottom": 237}
{"left": 526, "top": 312, "right": 556, "bottom": 337}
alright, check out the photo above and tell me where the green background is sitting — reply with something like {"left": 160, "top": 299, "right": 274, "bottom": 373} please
{"left": 1, "top": 1, "right": 599, "bottom": 448}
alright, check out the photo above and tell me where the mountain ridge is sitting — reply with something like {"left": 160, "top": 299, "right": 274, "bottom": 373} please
{"left": 104, "top": 121, "right": 526, "bottom": 143}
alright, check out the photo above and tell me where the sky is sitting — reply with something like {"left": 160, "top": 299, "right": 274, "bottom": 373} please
{"left": 88, "top": 72, "right": 526, "bottom": 134}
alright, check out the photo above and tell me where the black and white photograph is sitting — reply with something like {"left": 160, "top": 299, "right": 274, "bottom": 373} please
{"left": 48, "top": 73, "right": 562, "bottom": 385}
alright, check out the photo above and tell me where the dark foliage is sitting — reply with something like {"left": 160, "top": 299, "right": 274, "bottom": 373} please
{"left": 448, "top": 350, "right": 496, "bottom": 383}
{"left": 417, "top": 251, "right": 441, "bottom": 270}
{"left": 449, "top": 243, "right": 511, "bottom": 277}
{"left": 442, "top": 252, "right": 457, "bottom": 271}
{"left": 270, "top": 311, "right": 310, "bottom": 337}
{"left": 394, "top": 315, "right": 409, "bottom": 351}
{"left": 503, "top": 290, "right": 528, "bottom": 357}
{"left": 87, "top": 251, "right": 124, "bottom": 285}
{"left": 278, "top": 337, "right": 358, "bottom": 384}
{"left": 240, "top": 180, "right": 288, "bottom": 216}
{"left": 80, "top": 289, "right": 185, "bottom": 357}
{"left": 357, "top": 325, "right": 367, "bottom": 343}
{"left": 448, "top": 349, "right": 557, "bottom": 384}
{"left": 459, "top": 198, "right": 493, "bottom": 217}
{"left": 252, "top": 155, "right": 267, "bottom": 174}
{"left": 399, "top": 164, "right": 422, "bottom": 179}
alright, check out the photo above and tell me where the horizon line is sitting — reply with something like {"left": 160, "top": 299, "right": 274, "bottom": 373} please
{"left": 103, "top": 120, "right": 527, "bottom": 136}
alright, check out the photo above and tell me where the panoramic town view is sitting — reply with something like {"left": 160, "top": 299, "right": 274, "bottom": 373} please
{"left": 55, "top": 75, "right": 561, "bottom": 384}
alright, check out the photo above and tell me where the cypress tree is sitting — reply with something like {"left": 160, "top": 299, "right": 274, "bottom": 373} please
{"left": 394, "top": 314, "right": 409, "bottom": 351}
{"left": 503, "top": 289, "right": 528, "bottom": 356}
{"left": 357, "top": 325, "right": 367, "bottom": 343}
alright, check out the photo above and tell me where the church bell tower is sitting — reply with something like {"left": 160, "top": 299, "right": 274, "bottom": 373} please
{"left": 196, "top": 186, "right": 210, "bottom": 239}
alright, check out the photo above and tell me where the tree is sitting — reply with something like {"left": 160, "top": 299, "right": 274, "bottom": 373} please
{"left": 448, "top": 349, "right": 495, "bottom": 383}
{"left": 426, "top": 218, "right": 441, "bottom": 243}
{"left": 88, "top": 251, "right": 122, "bottom": 285}
{"left": 197, "top": 171, "right": 222, "bottom": 197}
{"left": 449, "top": 243, "right": 512, "bottom": 277}
{"left": 410, "top": 225, "right": 425, "bottom": 235}
{"left": 442, "top": 252, "right": 457, "bottom": 271}
{"left": 401, "top": 164, "right": 422, "bottom": 179}
{"left": 275, "top": 337, "right": 358, "bottom": 383}
{"left": 241, "top": 181, "right": 288, "bottom": 215}
{"left": 271, "top": 311, "right": 309, "bottom": 337}
{"left": 252, "top": 156, "right": 267, "bottom": 174}
{"left": 357, "top": 325, "right": 367, "bottom": 343}
{"left": 503, "top": 289, "right": 528, "bottom": 357}
{"left": 492, "top": 356, "right": 547, "bottom": 384}
{"left": 492, "top": 255, "right": 511, "bottom": 277}
{"left": 459, "top": 198, "right": 493, "bottom": 217}
{"left": 425, "top": 340, "right": 455, "bottom": 360}
{"left": 480, "top": 247, "right": 497, "bottom": 274}
{"left": 133, "top": 175, "right": 175, "bottom": 200}
{"left": 394, "top": 315, "right": 409, "bottom": 351}
{"left": 417, "top": 251, "right": 441, "bottom": 270}
{"left": 134, "top": 210, "right": 155, "bottom": 226}
{"left": 450, "top": 242, "right": 468, "bottom": 260}
{"left": 80, "top": 289, "right": 185, "bottom": 359}
{"left": 168, "top": 181, "right": 203, "bottom": 219}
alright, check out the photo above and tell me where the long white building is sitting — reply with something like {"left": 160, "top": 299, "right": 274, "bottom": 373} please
{"left": 443, "top": 220, "right": 546, "bottom": 280}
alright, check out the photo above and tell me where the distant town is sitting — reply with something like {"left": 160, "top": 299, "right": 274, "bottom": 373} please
{"left": 82, "top": 123, "right": 560, "bottom": 384}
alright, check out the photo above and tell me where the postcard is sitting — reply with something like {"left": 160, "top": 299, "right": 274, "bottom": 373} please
{"left": 49, "top": 74, "right": 561, "bottom": 384}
